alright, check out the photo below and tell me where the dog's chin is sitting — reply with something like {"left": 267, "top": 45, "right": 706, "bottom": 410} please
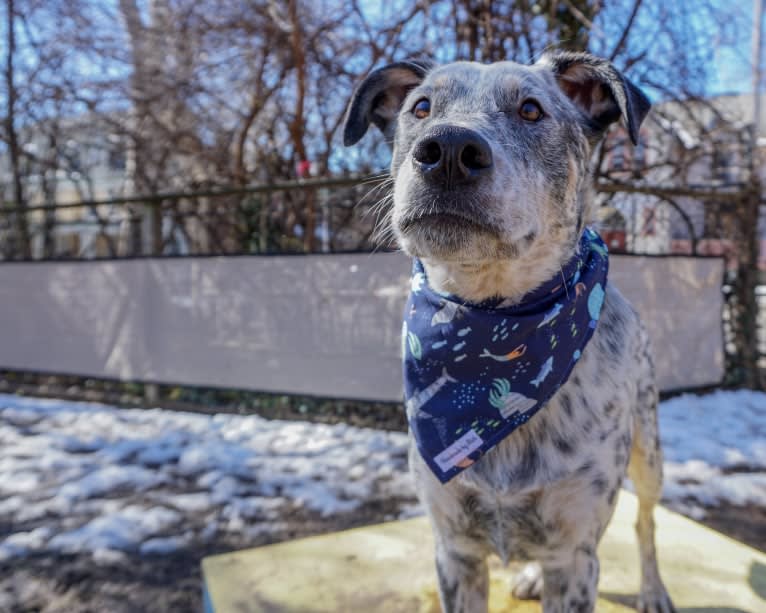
{"left": 395, "top": 216, "right": 517, "bottom": 261}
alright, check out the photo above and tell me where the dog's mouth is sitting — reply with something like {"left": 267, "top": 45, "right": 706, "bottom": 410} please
{"left": 397, "top": 211, "right": 498, "bottom": 238}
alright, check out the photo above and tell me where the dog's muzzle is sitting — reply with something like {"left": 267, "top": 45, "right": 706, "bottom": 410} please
{"left": 412, "top": 126, "right": 493, "bottom": 189}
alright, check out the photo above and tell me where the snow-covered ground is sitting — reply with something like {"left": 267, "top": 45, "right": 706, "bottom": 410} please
{"left": 1, "top": 390, "right": 764, "bottom": 561}
{"left": 655, "top": 389, "right": 766, "bottom": 517}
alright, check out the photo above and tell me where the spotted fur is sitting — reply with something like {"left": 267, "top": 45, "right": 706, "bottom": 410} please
{"left": 344, "top": 51, "right": 673, "bottom": 613}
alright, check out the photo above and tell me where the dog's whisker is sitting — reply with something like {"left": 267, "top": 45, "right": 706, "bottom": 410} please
{"left": 360, "top": 172, "right": 390, "bottom": 184}
{"left": 370, "top": 208, "right": 396, "bottom": 249}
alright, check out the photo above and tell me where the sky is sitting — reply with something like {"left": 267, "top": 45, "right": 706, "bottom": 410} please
{"left": 707, "top": 1, "right": 761, "bottom": 97}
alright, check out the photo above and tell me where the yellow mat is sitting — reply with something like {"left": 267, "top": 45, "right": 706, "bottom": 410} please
{"left": 202, "top": 491, "right": 766, "bottom": 612}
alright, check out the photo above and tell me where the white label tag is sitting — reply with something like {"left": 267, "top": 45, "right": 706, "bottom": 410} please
{"left": 434, "top": 430, "right": 483, "bottom": 473}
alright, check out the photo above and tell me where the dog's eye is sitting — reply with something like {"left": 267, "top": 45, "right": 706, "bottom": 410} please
{"left": 519, "top": 100, "right": 543, "bottom": 122}
{"left": 412, "top": 98, "right": 431, "bottom": 119}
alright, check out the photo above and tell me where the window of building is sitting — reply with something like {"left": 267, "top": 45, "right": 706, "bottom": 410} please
{"left": 642, "top": 207, "right": 656, "bottom": 236}
{"left": 108, "top": 149, "right": 126, "bottom": 171}
{"left": 611, "top": 140, "right": 626, "bottom": 171}
{"left": 633, "top": 140, "right": 646, "bottom": 173}
{"left": 713, "top": 149, "right": 735, "bottom": 184}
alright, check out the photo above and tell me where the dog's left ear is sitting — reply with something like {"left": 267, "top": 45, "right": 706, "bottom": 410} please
{"left": 343, "top": 60, "right": 433, "bottom": 146}
{"left": 539, "top": 51, "right": 651, "bottom": 145}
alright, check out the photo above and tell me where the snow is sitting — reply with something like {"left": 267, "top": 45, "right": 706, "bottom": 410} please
{"left": 0, "top": 389, "right": 764, "bottom": 560}
{"left": 657, "top": 389, "right": 766, "bottom": 511}
{"left": 0, "top": 393, "right": 411, "bottom": 560}
{"left": 49, "top": 506, "right": 182, "bottom": 553}
{"left": 660, "top": 390, "right": 766, "bottom": 468}
{"left": 139, "top": 535, "right": 187, "bottom": 555}
{"left": 59, "top": 465, "right": 166, "bottom": 501}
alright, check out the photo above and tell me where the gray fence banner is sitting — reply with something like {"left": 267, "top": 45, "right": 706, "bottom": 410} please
{"left": 0, "top": 253, "right": 724, "bottom": 400}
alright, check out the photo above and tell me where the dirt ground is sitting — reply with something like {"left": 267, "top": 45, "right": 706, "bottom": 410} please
{"left": 699, "top": 503, "right": 766, "bottom": 552}
{"left": 1, "top": 501, "right": 763, "bottom": 613}
{"left": 0, "top": 499, "right": 411, "bottom": 613}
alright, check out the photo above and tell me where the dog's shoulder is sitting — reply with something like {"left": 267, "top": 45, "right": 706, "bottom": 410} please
{"left": 574, "top": 281, "right": 653, "bottom": 408}
{"left": 593, "top": 282, "right": 645, "bottom": 361}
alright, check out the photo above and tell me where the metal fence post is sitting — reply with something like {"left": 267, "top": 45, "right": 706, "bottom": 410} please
{"left": 142, "top": 199, "right": 162, "bottom": 256}
{"left": 143, "top": 198, "right": 162, "bottom": 403}
{"left": 259, "top": 190, "right": 270, "bottom": 253}
{"left": 129, "top": 207, "right": 143, "bottom": 256}
{"left": 320, "top": 187, "right": 330, "bottom": 253}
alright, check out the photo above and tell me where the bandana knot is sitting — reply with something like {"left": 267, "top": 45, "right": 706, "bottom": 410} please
{"left": 402, "top": 228, "right": 609, "bottom": 483}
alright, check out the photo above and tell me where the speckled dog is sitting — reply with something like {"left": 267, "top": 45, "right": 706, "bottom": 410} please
{"left": 343, "top": 52, "right": 674, "bottom": 613}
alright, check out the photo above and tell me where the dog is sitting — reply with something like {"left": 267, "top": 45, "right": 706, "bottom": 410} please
{"left": 343, "top": 51, "right": 674, "bottom": 613}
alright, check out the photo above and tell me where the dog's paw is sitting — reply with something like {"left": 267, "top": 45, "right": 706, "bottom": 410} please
{"left": 511, "top": 562, "right": 542, "bottom": 600}
{"left": 637, "top": 586, "right": 676, "bottom": 613}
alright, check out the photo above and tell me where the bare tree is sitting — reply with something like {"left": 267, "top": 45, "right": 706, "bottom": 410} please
{"left": 0, "top": 0, "right": 756, "bottom": 261}
{"left": 2, "top": 0, "right": 30, "bottom": 258}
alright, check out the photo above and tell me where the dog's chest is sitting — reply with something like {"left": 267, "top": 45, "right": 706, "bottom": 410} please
{"left": 458, "top": 433, "right": 629, "bottom": 560}
{"left": 445, "top": 408, "right": 630, "bottom": 563}
{"left": 412, "top": 356, "right": 636, "bottom": 562}
{"left": 456, "top": 489, "right": 568, "bottom": 564}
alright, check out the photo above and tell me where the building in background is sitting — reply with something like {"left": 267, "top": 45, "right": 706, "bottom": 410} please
{"left": 602, "top": 93, "right": 766, "bottom": 270}
{"left": 0, "top": 113, "right": 131, "bottom": 258}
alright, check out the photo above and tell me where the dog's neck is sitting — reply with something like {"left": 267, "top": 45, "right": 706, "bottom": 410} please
{"left": 419, "top": 240, "right": 572, "bottom": 305}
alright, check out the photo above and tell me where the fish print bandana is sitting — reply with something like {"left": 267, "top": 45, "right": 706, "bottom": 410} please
{"left": 403, "top": 228, "right": 609, "bottom": 483}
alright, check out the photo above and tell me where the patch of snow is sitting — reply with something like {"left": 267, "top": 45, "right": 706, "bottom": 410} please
{"left": 3, "top": 526, "right": 52, "bottom": 550}
{"left": 0, "top": 526, "right": 52, "bottom": 559}
{"left": 660, "top": 390, "right": 766, "bottom": 468}
{"left": 398, "top": 502, "right": 425, "bottom": 519}
{"left": 0, "top": 393, "right": 411, "bottom": 560}
{"left": 1, "top": 389, "right": 764, "bottom": 560}
{"left": 139, "top": 535, "right": 186, "bottom": 555}
{"left": 0, "top": 545, "right": 15, "bottom": 562}
{"left": 659, "top": 389, "right": 766, "bottom": 509}
{"left": 160, "top": 492, "right": 213, "bottom": 514}
{"left": 1, "top": 407, "right": 43, "bottom": 426}
{"left": 92, "top": 548, "right": 129, "bottom": 565}
{"left": 223, "top": 496, "right": 288, "bottom": 520}
{"left": 663, "top": 501, "right": 707, "bottom": 521}
{"left": 58, "top": 465, "right": 166, "bottom": 501}
{"left": 48, "top": 506, "right": 181, "bottom": 553}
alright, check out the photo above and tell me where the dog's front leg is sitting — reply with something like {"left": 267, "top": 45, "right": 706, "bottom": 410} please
{"left": 541, "top": 546, "right": 599, "bottom": 613}
{"left": 434, "top": 540, "right": 489, "bottom": 613}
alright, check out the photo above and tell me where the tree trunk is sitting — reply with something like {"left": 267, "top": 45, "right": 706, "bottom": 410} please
{"left": 733, "top": 185, "right": 761, "bottom": 388}
{"left": 4, "top": 0, "right": 31, "bottom": 259}
{"left": 286, "top": 0, "right": 314, "bottom": 251}
{"left": 42, "top": 130, "right": 59, "bottom": 258}
{"left": 119, "top": 0, "right": 168, "bottom": 254}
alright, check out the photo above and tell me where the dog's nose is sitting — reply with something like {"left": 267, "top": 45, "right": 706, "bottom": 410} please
{"left": 412, "top": 127, "right": 493, "bottom": 186}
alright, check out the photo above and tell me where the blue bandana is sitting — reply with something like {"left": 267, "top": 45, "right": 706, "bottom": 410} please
{"left": 403, "top": 228, "right": 609, "bottom": 483}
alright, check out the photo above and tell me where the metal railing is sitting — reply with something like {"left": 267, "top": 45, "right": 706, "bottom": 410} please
{"left": 0, "top": 175, "right": 392, "bottom": 260}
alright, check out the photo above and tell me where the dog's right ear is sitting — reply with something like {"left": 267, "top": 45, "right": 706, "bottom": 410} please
{"left": 343, "top": 60, "right": 432, "bottom": 146}
{"left": 539, "top": 51, "right": 651, "bottom": 146}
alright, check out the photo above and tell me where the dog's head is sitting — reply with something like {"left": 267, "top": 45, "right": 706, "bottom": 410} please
{"left": 343, "top": 52, "right": 650, "bottom": 265}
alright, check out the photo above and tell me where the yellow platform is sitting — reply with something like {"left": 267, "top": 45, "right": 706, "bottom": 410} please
{"left": 202, "top": 491, "right": 766, "bottom": 612}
